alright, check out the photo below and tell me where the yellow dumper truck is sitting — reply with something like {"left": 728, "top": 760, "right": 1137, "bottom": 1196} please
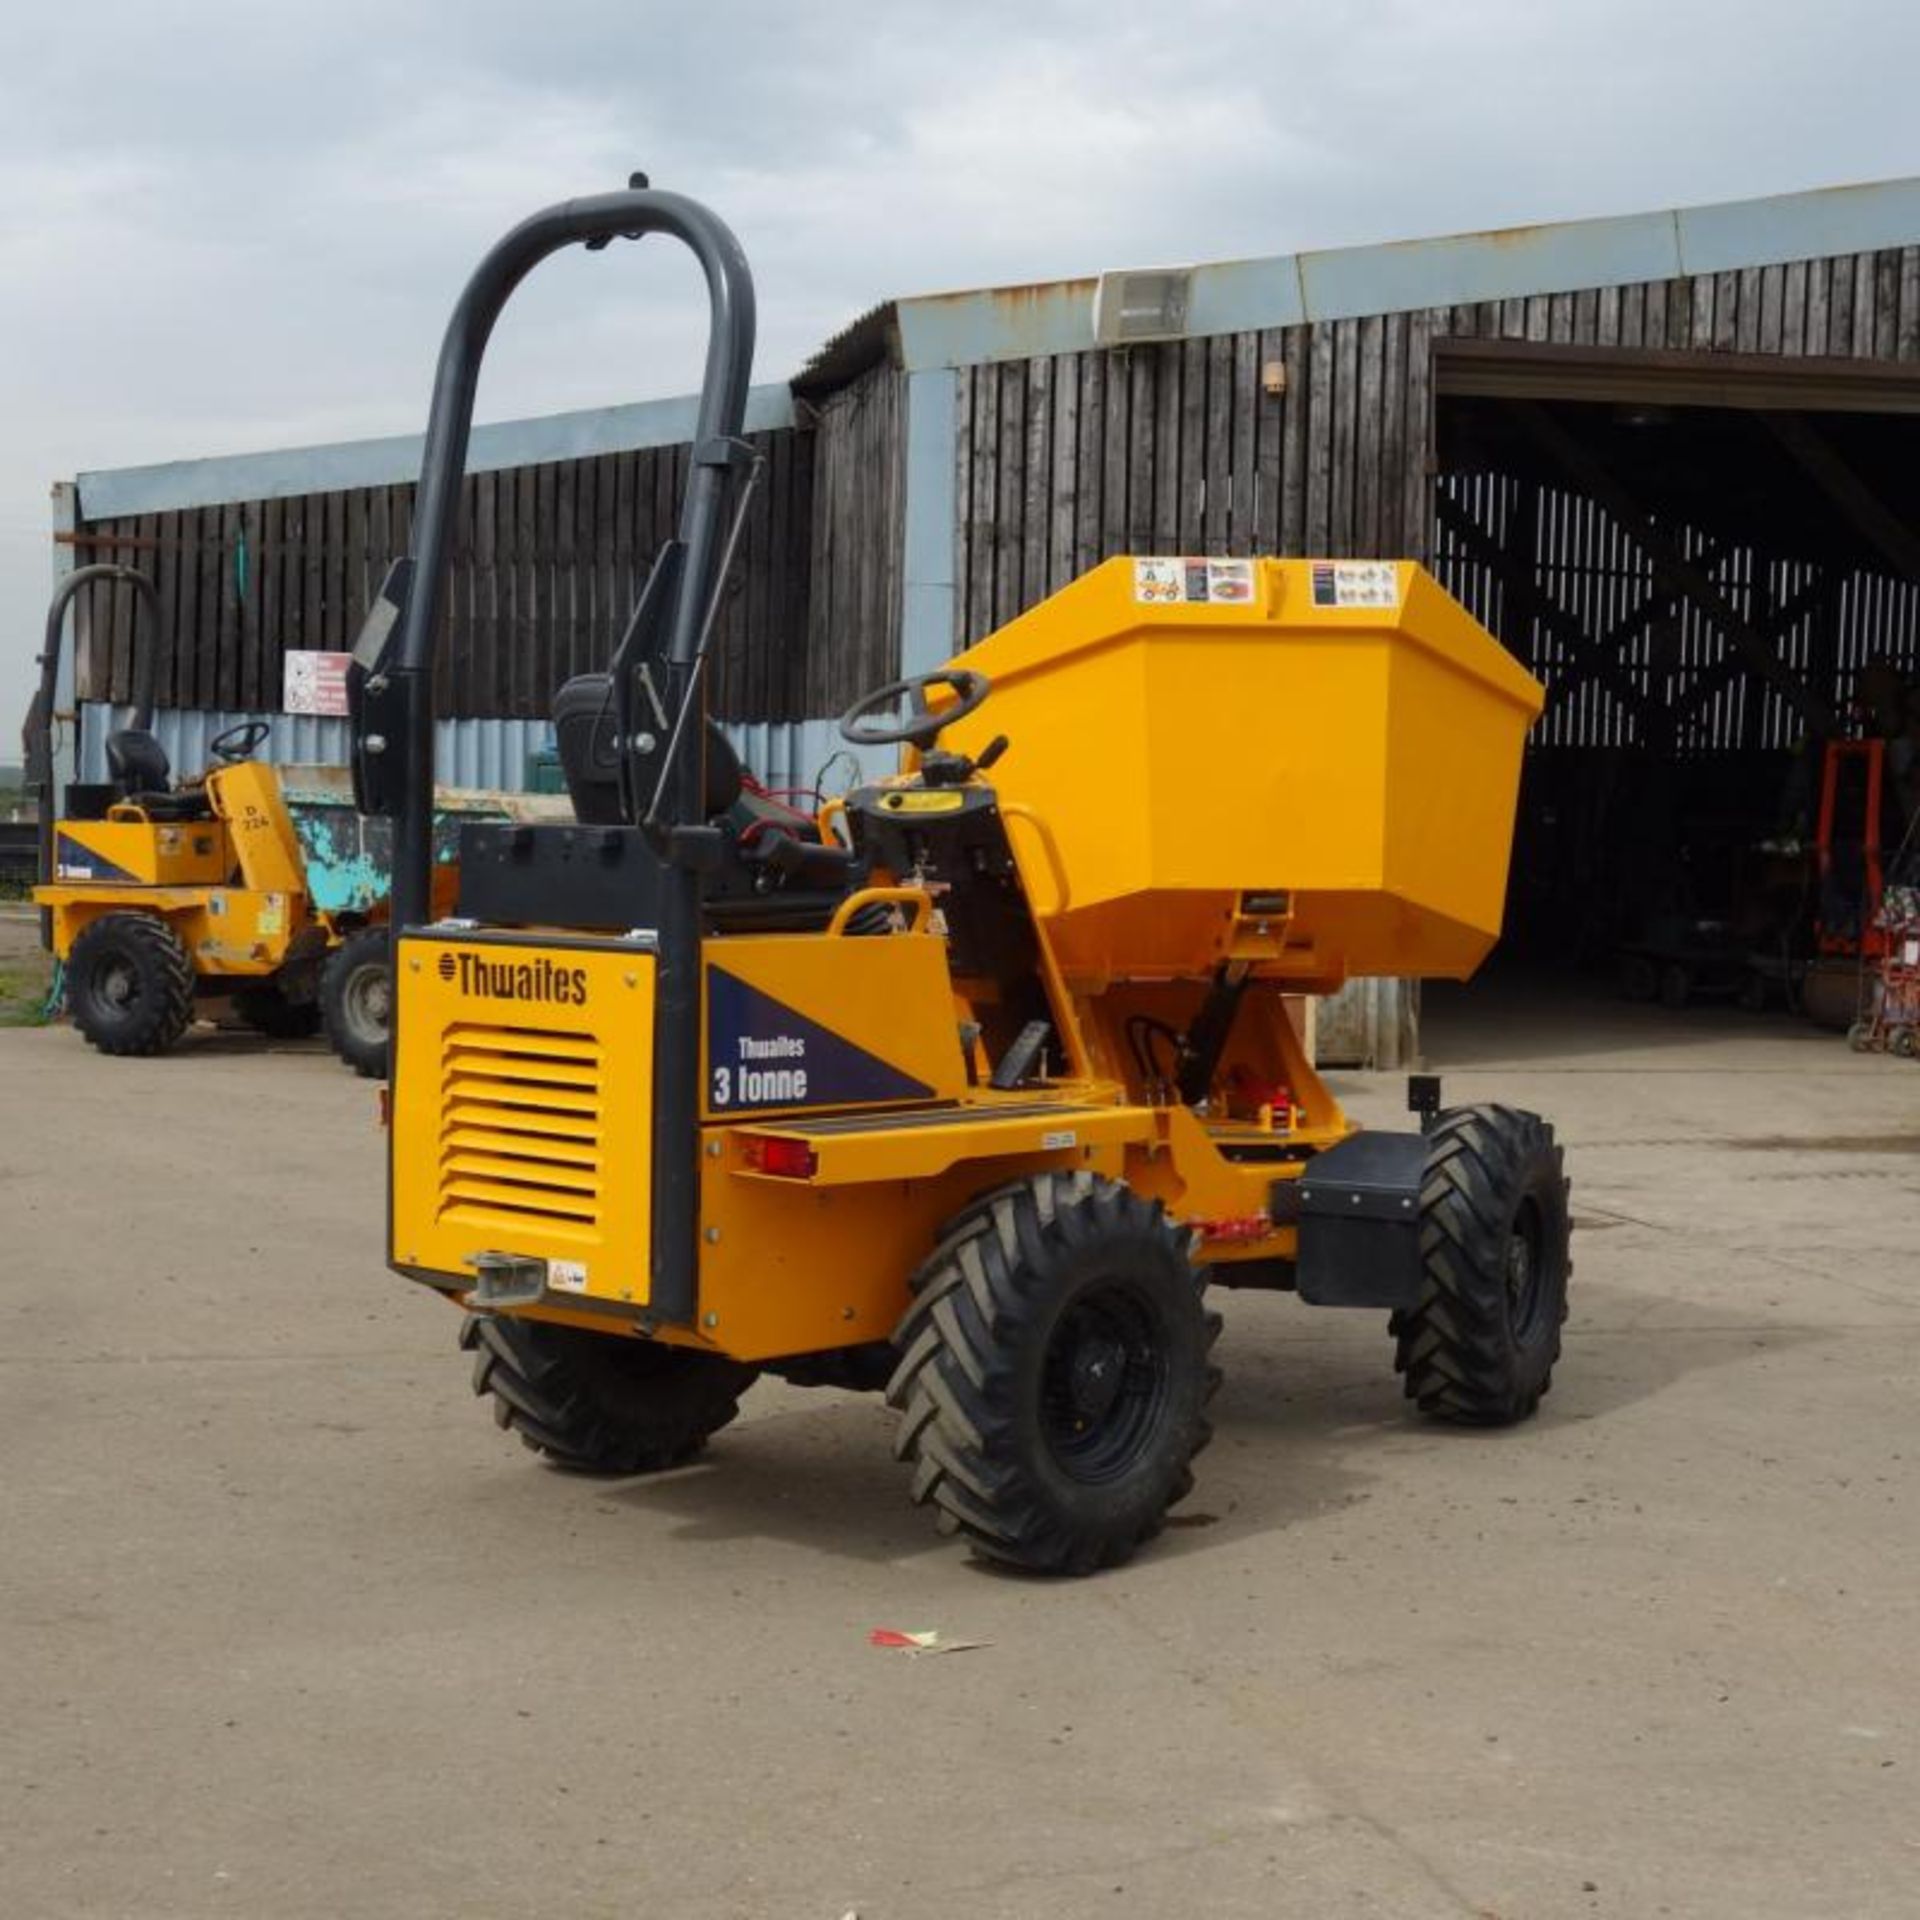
{"left": 351, "top": 186, "right": 1571, "bottom": 1573}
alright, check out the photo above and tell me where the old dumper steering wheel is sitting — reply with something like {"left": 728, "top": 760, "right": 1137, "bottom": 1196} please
{"left": 209, "top": 719, "right": 271, "bottom": 763}
{"left": 839, "top": 669, "right": 991, "bottom": 750}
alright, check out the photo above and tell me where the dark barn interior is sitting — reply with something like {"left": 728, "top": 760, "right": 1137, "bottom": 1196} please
{"left": 1432, "top": 345, "right": 1920, "bottom": 1011}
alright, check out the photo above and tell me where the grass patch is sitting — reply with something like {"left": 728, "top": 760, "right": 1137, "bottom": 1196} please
{"left": 0, "top": 939, "right": 56, "bottom": 1027}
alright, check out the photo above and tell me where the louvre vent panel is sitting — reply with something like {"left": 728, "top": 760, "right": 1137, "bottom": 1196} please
{"left": 438, "top": 1025, "right": 604, "bottom": 1236}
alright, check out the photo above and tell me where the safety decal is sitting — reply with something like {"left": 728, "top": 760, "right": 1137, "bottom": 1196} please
{"left": 1132, "top": 557, "right": 1254, "bottom": 605}
{"left": 1309, "top": 561, "right": 1399, "bottom": 610}
{"left": 706, "top": 967, "right": 934, "bottom": 1112}
{"left": 53, "top": 833, "right": 138, "bottom": 884}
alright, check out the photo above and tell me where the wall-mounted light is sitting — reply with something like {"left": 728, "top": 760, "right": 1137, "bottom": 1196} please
{"left": 1092, "top": 267, "right": 1194, "bottom": 346}
{"left": 1262, "top": 359, "right": 1288, "bottom": 397}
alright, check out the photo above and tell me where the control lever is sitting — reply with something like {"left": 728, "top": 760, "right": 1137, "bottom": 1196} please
{"left": 990, "top": 1019, "right": 1053, "bottom": 1091}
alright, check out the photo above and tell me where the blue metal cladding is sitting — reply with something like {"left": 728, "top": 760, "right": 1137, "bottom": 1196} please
{"left": 900, "top": 368, "right": 959, "bottom": 677}
{"left": 73, "top": 705, "right": 891, "bottom": 797}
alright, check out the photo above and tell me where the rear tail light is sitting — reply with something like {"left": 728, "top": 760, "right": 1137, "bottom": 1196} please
{"left": 744, "top": 1135, "right": 818, "bottom": 1179}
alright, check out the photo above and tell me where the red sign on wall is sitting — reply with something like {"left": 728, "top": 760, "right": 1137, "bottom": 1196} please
{"left": 283, "top": 651, "right": 352, "bottom": 717}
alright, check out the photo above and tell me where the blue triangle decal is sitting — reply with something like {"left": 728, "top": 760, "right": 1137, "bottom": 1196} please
{"left": 706, "top": 966, "right": 934, "bottom": 1114}
{"left": 54, "top": 831, "right": 141, "bottom": 885}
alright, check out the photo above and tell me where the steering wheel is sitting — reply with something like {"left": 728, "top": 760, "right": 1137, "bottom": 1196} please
{"left": 209, "top": 719, "right": 271, "bottom": 763}
{"left": 839, "top": 669, "right": 991, "bottom": 750}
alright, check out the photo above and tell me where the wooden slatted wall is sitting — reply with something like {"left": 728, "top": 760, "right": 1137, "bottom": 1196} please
{"left": 952, "top": 318, "right": 1425, "bottom": 643}
{"left": 803, "top": 364, "right": 905, "bottom": 717}
{"left": 950, "top": 246, "right": 1920, "bottom": 671}
{"left": 67, "top": 397, "right": 899, "bottom": 726}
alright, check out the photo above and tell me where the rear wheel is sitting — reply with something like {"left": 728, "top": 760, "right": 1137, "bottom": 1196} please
{"left": 461, "top": 1315, "right": 759, "bottom": 1473}
{"left": 887, "top": 1171, "right": 1220, "bottom": 1575}
{"left": 321, "top": 927, "right": 392, "bottom": 1078}
{"left": 66, "top": 913, "right": 195, "bottom": 1057}
{"left": 233, "top": 980, "right": 322, "bottom": 1039}
{"left": 1391, "top": 1104, "right": 1572, "bottom": 1426}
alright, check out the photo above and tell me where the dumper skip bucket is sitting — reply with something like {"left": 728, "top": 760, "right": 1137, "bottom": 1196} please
{"left": 939, "top": 558, "right": 1544, "bottom": 989}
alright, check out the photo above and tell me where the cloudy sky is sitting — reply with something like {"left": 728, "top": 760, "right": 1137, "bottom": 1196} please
{"left": 3, "top": 0, "right": 1917, "bottom": 733}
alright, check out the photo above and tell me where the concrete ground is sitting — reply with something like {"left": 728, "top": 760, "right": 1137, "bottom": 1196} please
{"left": 2, "top": 952, "right": 1917, "bottom": 1918}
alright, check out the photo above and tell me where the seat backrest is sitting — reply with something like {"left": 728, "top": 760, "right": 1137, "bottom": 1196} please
{"left": 105, "top": 728, "right": 171, "bottom": 795}
{"left": 551, "top": 673, "right": 745, "bottom": 824}
{"left": 551, "top": 674, "right": 623, "bottom": 824}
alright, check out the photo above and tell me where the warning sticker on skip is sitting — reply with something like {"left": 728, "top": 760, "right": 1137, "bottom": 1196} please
{"left": 1133, "top": 557, "right": 1255, "bottom": 605}
{"left": 1309, "top": 561, "right": 1400, "bottom": 609}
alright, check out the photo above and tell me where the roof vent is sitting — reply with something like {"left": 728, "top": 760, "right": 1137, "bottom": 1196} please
{"left": 1092, "top": 267, "right": 1193, "bottom": 347}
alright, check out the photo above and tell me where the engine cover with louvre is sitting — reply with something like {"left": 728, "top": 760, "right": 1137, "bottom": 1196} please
{"left": 390, "top": 928, "right": 656, "bottom": 1310}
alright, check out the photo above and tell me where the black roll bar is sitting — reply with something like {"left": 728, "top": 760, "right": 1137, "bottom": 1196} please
{"left": 358, "top": 186, "right": 756, "bottom": 1326}
{"left": 25, "top": 564, "right": 159, "bottom": 900}
{"left": 374, "top": 187, "right": 755, "bottom": 934}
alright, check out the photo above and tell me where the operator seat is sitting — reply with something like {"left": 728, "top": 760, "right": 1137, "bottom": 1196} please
{"left": 103, "top": 727, "right": 213, "bottom": 821}
{"left": 552, "top": 673, "right": 745, "bottom": 825}
{"left": 546, "top": 670, "right": 868, "bottom": 927}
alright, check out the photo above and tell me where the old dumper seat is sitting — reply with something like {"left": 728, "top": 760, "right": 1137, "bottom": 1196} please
{"left": 103, "top": 728, "right": 213, "bottom": 821}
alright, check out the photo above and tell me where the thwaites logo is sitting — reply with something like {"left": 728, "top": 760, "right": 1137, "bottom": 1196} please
{"left": 706, "top": 967, "right": 934, "bottom": 1112}
{"left": 437, "top": 949, "right": 589, "bottom": 1005}
{"left": 712, "top": 1032, "right": 809, "bottom": 1110}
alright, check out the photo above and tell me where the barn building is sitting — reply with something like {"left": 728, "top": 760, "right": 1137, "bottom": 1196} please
{"left": 46, "top": 175, "right": 1920, "bottom": 1056}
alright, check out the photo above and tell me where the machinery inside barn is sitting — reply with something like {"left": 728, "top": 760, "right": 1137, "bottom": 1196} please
{"left": 1434, "top": 352, "right": 1920, "bottom": 1027}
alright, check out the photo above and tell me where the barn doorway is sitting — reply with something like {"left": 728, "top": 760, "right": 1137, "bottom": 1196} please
{"left": 1426, "top": 341, "right": 1920, "bottom": 1049}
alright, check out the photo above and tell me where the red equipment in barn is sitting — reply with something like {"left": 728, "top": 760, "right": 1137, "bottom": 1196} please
{"left": 1848, "top": 886, "right": 1920, "bottom": 1057}
{"left": 1814, "top": 739, "right": 1888, "bottom": 962}
{"left": 1803, "top": 737, "right": 1897, "bottom": 1031}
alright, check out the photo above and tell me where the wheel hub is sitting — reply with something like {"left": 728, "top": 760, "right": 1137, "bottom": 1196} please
{"left": 101, "top": 961, "right": 137, "bottom": 1009}
{"left": 1041, "top": 1285, "right": 1172, "bottom": 1484}
{"left": 1505, "top": 1200, "right": 1546, "bottom": 1339}
{"left": 347, "top": 968, "right": 392, "bottom": 1030}
{"left": 1066, "top": 1329, "right": 1127, "bottom": 1423}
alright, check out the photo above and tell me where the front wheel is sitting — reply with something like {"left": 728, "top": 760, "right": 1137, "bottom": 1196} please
{"left": 66, "top": 913, "right": 195, "bottom": 1057}
{"left": 233, "top": 980, "right": 322, "bottom": 1039}
{"left": 321, "top": 927, "right": 392, "bottom": 1078}
{"left": 1391, "top": 1105, "right": 1572, "bottom": 1426}
{"left": 887, "top": 1171, "right": 1221, "bottom": 1575}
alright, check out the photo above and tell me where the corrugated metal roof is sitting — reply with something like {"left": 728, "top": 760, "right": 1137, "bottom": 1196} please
{"left": 886, "top": 175, "right": 1920, "bottom": 372}
{"left": 77, "top": 383, "right": 799, "bottom": 520}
